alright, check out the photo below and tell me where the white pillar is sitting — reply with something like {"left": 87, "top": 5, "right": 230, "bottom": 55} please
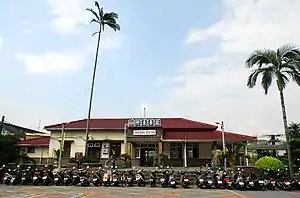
{"left": 245, "top": 143, "right": 249, "bottom": 166}
{"left": 183, "top": 141, "right": 187, "bottom": 168}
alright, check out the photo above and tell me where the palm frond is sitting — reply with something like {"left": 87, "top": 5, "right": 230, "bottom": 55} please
{"left": 92, "top": 31, "right": 101, "bottom": 36}
{"left": 247, "top": 69, "right": 262, "bottom": 88}
{"left": 86, "top": 8, "right": 99, "bottom": 20}
{"left": 104, "top": 21, "right": 121, "bottom": 31}
{"left": 95, "top": 1, "right": 104, "bottom": 19}
{"left": 90, "top": 18, "right": 99, "bottom": 24}
{"left": 103, "top": 12, "right": 119, "bottom": 20}
{"left": 245, "top": 49, "right": 277, "bottom": 68}
{"left": 261, "top": 68, "right": 275, "bottom": 94}
{"left": 278, "top": 44, "right": 300, "bottom": 61}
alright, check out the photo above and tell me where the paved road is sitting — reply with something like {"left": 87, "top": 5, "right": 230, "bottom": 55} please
{"left": 0, "top": 185, "right": 299, "bottom": 198}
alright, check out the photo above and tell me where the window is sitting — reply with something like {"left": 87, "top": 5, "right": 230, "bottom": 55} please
{"left": 187, "top": 143, "right": 199, "bottom": 159}
{"left": 27, "top": 147, "right": 35, "bottom": 153}
{"left": 111, "top": 143, "right": 121, "bottom": 157}
{"left": 170, "top": 143, "right": 182, "bottom": 158}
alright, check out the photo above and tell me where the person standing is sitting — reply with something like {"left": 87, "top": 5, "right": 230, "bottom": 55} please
{"left": 112, "top": 149, "right": 116, "bottom": 169}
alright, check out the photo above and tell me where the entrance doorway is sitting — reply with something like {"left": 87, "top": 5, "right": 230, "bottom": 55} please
{"left": 136, "top": 143, "right": 158, "bottom": 166}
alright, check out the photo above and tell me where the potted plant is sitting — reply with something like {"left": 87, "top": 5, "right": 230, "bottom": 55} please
{"left": 120, "top": 153, "right": 131, "bottom": 168}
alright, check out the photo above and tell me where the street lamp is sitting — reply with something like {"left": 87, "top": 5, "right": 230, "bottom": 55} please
{"left": 215, "top": 121, "right": 227, "bottom": 170}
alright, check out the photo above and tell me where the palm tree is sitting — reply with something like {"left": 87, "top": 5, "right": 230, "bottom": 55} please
{"left": 245, "top": 44, "right": 300, "bottom": 176}
{"left": 84, "top": 1, "right": 120, "bottom": 157}
{"left": 288, "top": 122, "right": 300, "bottom": 139}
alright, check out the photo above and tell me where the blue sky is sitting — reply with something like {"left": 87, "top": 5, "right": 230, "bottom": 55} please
{"left": 1, "top": 0, "right": 300, "bottom": 135}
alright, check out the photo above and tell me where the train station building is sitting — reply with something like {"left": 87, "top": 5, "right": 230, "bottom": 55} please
{"left": 45, "top": 118, "right": 256, "bottom": 167}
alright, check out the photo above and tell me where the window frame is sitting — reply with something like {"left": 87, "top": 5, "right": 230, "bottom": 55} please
{"left": 170, "top": 143, "right": 183, "bottom": 159}
{"left": 27, "top": 147, "right": 35, "bottom": 154}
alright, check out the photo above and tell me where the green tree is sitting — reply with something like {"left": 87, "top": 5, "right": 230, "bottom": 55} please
{"left": 0, "top": 134, "right": 35, "bottom": 165}
{"left": 84, "top": 1, "right": 121, "bottom": 157}
{"left": 255, "top": 156, "right": 284, "bottom": 171}
{"left": 245, "top": 44, "right": 300, "bottom": 176}
{"left": 225, "top": 142, "right": 251, "bottom": 167}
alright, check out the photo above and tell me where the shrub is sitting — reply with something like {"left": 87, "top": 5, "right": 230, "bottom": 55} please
{"left": 255, "top": 156, "right": 284, "bottom": 171}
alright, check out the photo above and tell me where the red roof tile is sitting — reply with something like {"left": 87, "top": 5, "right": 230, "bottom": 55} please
{"left": 18, "top": 137, "right": 50, "bottom": 146}
{"left": 164, "top": 130, "right": 256, "bottom": 142}
{"left": 44, "top": 118, "right": 217, "bottom": 130}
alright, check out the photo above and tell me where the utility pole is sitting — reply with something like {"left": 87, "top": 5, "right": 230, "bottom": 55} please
{"left": 0, "top": 116, "right": 5, "bottom": 134}
{"left": 58, "top": 123, "right": 65, "bottom": 172}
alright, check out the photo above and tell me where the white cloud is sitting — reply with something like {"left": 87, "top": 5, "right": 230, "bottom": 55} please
{"left": 48, "top": 0, "right": 90, "bottom": 34}
{"left": 150, "top": 0, "right": 300, "bottom": 135}
{"left": 16, "top": 51, "right": 85, "bottom": 74}
{"left": 23, "top": 29, "right": 32, "bottom": 34}
{"left": 16, "top": 32, "right": 122, "bottom": 74}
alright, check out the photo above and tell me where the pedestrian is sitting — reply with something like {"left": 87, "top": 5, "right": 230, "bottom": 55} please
{"left": 112, "top": 149, "right": 116, "bottom": 169}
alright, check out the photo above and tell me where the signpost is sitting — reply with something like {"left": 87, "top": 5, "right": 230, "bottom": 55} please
{"left": 127, "top": 118, "right": 161, "bottom": 128}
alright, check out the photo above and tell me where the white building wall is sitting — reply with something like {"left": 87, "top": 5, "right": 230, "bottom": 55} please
{"left": 20, "top": 146, "right": 50, "bottom": 159}
{"left": 49, "top": 130, "right": 124, "bottom": 158}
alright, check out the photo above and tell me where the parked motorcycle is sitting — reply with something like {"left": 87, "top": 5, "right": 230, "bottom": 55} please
{"left": 42, "top": 165, "right": 54, "bottom": 186}
{"left": 2, "top": 168, "right": 13, "bottom": 185}
{"left": 111, "top": 169, "right": 120, "bottom": 187}
{"left": 204, "top": 169, "right": 214, "bottom": 189}
{"left": 179, "top": 170, "right": 190, "bottom": 188}
{"left": 63, "top": 170, "right": 73, "bottom": 186}
{"left": 10, "top": 166, "right": 22, "bottom": 185}
{"left": 168, "top": 169, "right": 177, "bottom": 188}
{"left": 135, "top": 169, "right": 145, "bottom": 187}
{"left": 149, "top": 168, "right": 157, "bottom": 187}
{"left": 92, "top": 167, "right": 102, "bottom": 187}
{"left": 126, "top": 170, "right": 135, "bottom": 187}
{"left": 77, "top": 166, "right": 90, "bottom": 187}
{"left": 222, "top": 172, "right": 233, "bottom": 189}
{"left": 102, "top": 168, "right": 112, "bottom": 186}
{"left": 214, "top": 168, "right": 223, "bottom": 189}
{"left": 234, "top": 169, "right": 245, "bottom": 190}
{"left": 53, "top": 170, "right": 64, "bottom": 186}
{"left": 160, "top": 169, "right": 170, "bottom": 188}
{"left": 21, "top": 167, "right": 33, "bottom": 185}
{"left": 33, "top": 168, "right": 44, "bottom": 186}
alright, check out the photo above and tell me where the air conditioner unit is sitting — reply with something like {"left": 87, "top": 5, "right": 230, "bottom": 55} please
{"left": 94, "top": 143, "right": 101, "bottom": 147}
{"left": 87, "top": 143, "right": 94, "bottom": 147}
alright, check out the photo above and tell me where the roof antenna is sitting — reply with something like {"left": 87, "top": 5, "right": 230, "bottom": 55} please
{"left": 143, "top": 107, "right": 146, "bottom": 119}
{"left": 37, "top": 119, "right": 41, "bottom": 131}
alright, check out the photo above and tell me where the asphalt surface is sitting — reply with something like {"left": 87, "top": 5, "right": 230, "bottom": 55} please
{"left": 0, "top": 185, "right": 299, "bottom": 198}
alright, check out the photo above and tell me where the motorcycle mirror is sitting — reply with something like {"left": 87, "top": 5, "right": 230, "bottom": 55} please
{"left": 133, "top": 167, "right": 135, "bottom": 169}
{"left": 73, "top": 167, "right": 75, "bottom": 169}
{"left": 125, "top": 169, "right": 127, "bottom": 172}
{"left": 237, "top": 168, "right": 240, "bottom": 170}
{"left": 98, "top": 167, "right": 101, "bottom": 169}
{"left": 111, "top": 166, "right": 114, "bottom": 168}
{"left": 45, "top": 165, "right": 48, "bottom": 167}
{"left": 92, "top": 171, "right": 94, "bottom": 173}
{"left": 166, "top": 166, "right": 170, "bottom": 169}
{"left": 155, "top": 167, "right": 158, "bottom": 170}
{"left": 17, "top": 165, "right": 20, "bottom": 168}
{"left": 2, "top": 165, "right": 5, "bottom": 167}
{"left": 86, "top": 166, "right": 90, "bottom": 169}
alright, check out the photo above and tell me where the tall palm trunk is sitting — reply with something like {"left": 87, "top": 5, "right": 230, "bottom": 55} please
{"left": 277, "top": 81, "right": 293, "bottom": 176}
{"left": 84, "top": 28, "right": 102, "bottom": 157}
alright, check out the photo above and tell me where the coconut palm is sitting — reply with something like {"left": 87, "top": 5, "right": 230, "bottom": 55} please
{"left": 84, "top": 1, "right": 120, "bottom": 157}
{"left": 288, "top": 122, "right": 300, "bottom": 139}
{"left": 245, "top": 44, "right": 300, "bottom": 176}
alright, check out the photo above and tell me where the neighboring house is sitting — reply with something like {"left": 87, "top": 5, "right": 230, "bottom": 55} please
{"left": 17, "top": 137, "right": 51, "bottom": 164}
{"left": 45, "top": 117, "right": 256, "bottom": 167}
{"left": 0, "top": 121, "right": 46, "bottom": 137}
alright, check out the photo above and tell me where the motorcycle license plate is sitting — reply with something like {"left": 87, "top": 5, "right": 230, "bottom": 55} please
{"left": 298, "top": 182, "right": 300, "bottom": 185}
{"left": 271, "top": 181, "right": 275, "bottom": 184}
{"left": 149, "top": 178, "right": 153, "bottom": 181}
{"left": 128, "top": 178, "right": 132, "bottom": 181}
{"left": 208, "top": 180, "right": 213, "bottom": 184}
{"left": 228, "top": 182, "right": 232, "bottom": 186}
{"left": 160, "top": 178, "right": 165, "bottom": 182}
{"left": 249, "top": 181, "right": 254, "bottom": 185}
{"left": 285, "top": 182, "right": 290, "bottom": 185}
{"left": 170, "top": 181, "right": 175, "bottom": 185}
{"left": 184, "top": 179, "right": 189, "bottom": 182}
{"left": 42, "top": 176, "right": 47, "bottom": 180}
{"left": 33, "top": 177, "right": 37, "bottom": 180}
{"left": 239, "top": 182, "right": 244, "bottom": 186}
{"left": 73, "top": 176, "right": 77, "bottom": 178}
{"left": 259, "top": 180, "right": 263, "bottom": 184}
{"left": 11, "top": 178, "right": 15, "bottom": 182}
{"left": 22, "top": 178, "right": 26, "bottom": 181}
{"left": 64, "top": 178, "right": 68, "bottom": 181}
{"left": 4, "top": 177, "right": 7, "bottom": 180}
{"left": 199, "top": 179, "right": 204, "bottom": 182}
{"left": 80, "top": 179, "right": 84, "bottom": 182}
{"left": 113, "top": 179, "right": 117, "bottom": 182}
{"left": 93, "top": 178, "right": 97, "bottom": 182}
{"left": 217, "top": 181, "right": 222, "bottom": 184}
{"left": 54, "top": 178, "right": 59, "bottom": 181}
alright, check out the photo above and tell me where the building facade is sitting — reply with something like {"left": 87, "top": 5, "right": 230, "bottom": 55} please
{"left": 45, "top": 118, "right": 256, "bottom": 167}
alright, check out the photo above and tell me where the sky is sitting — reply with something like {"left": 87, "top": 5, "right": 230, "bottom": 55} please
{"left": 1, "top": 0, "right": 300, "bottom": 136}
